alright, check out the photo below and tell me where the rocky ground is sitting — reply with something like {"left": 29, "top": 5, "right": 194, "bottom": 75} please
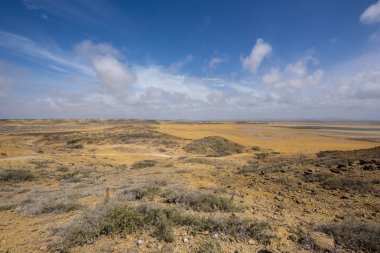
{"left": 0, "top": 119, "right": 379, "bottom": 253}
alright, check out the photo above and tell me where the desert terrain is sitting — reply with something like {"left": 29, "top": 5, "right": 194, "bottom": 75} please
{"left": 0, "top": 119, "right": 379, "bottom": 253}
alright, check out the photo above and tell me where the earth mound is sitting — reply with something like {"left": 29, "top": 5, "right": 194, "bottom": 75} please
{"left": 183, "top": 136, "right": 244, "bottom": 157}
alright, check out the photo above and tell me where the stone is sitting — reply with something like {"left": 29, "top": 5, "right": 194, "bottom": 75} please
{"left": 183, "top": 237, "right": 189, "bottom": 243}
{"left": 309, "top": 231, "right": 335, "bottom": 252}
{"left": 248, "top": 239, "right": 256, "bottom": 245}
{"left": 136, "top": 239, "right": 144, "bottom": 245}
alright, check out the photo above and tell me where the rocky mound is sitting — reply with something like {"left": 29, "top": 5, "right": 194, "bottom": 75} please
{"left": 183, "top": 136, "right": 244, "bottom": 157}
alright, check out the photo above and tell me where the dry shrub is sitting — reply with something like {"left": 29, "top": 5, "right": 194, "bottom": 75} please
{"left": 131, "top": 160, "right": 157, "bottom": 170}
{"left": 318, "top": 221, "right": 380, "bottom": 253}
{"left": 304, "top": 172, "right": 374, "bottom": 193}
{"left": 51, "top": 203, "right": 271, "bottom": 252}
{"left": 164, "top": 190, "right": 242, "bottom": 212}
{"left": 21, "top": 195, "right": 81, "bottom": 215}
{"left": 0, "top": 169, "right": 34, "bottom": 182}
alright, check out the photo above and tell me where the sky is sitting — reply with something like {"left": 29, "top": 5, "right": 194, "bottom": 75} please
{"left": 0, "top": 0, "right": 380, "bottom": 120}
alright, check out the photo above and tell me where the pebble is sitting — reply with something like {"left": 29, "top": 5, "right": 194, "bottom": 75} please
{"left": 137, "top": 239, "right": 144, "bottom": 245}
{"left": 212, "top": 233, "right": 219, "bottom": 239}
{"left": 183, "top": 237, "right": 189, "bottom": 243}
{"left": 248, "top": 239, "right": 256, "bottom": 245}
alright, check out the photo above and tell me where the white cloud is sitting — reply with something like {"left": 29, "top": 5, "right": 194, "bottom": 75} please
{"left": 75, "top": 40, "right": 120, "bottom": 58}
{"left": 206, "top": 56, "right": 228, "bottom": 70}
{"left": 133, "top": 65, "right": 213, "bottom": 101}
{"left": 92, "top": 55, "right": 137, "bottom": 96}
{"left": 168, "top": 54, "right": 193, "bottom": 72}
{"left": 360, "top": 0, "right": 380, "bottom": 24}
{"left": 242, "top": 39, "right": 272, "bottom": 74}
{"left": 74, "top": 40, "right": 137, "bottom": 96}
{"left": 261, "top": 54, "right": 324, "bottom": 88}
{"left": 348, "top": 70, "right": 380, "bottom": 100}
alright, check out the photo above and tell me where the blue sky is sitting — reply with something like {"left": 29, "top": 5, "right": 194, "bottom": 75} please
{"left": 0, "top": 0, "right": 380, "bottom": 119}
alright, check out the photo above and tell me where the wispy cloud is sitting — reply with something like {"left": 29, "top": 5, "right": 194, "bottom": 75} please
{"left": 0, "top": 31, "right": 94, "bottom": 76}
{"left": 242, "top": 39, "right": 272, "bottom": 74}
{"left": 360, "top": 0, "right": 380, "bottom": 24}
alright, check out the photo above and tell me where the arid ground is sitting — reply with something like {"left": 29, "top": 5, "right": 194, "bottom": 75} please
{"left": 0, "top": 120, "right": 379, "bottom": 253}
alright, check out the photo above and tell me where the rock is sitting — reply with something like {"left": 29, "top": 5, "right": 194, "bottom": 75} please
{"left": 213, "top": 233, "right": 219, "bottom": 239}
{"left": 39, "top": 246, "right": 47, "bottom": 251}
{"left": 183, "top": 237, "right": 189, "bottom": 243}
{"left": 248, "top": 239, "right": 256, "bottom": 245}
{"left": 136, "top": 239, "right": 144, "bottom": 245}
{"left": 275, "top": 196, "right": 284, "bottom": 201}
{"left": 309, "top": 231, "right": 335, "bottom": 252}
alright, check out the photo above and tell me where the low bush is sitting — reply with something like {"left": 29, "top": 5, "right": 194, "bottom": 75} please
{"left": 0, "top": 204, "right": 16, "bottom": 211}
{"left": 318, "top": 221, "right": 380, "bottom": 253}
{"left": 123, "top": 186, "right": 161, "bottom": 200}
{"left": 131, "top": 160, "right": 157, "bottom": 170}
{"left": 0, "top": 169, "right": 34, "bottom": 182}
{"left": 164, "top": 190, "right": 241, "bottom": 212}
{"left": 51, "top": 203, "right": 271, "bottom": 252}
{"left": 304, "top": 172, "right": 374, "bottom": 193}
{"left": 21, "top": 196, "right": 81, "bottom": 215}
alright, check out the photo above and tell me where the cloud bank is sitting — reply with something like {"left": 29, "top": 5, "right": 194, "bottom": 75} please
{"left": 0, "top": 30, "right": 379, "bottom": 120}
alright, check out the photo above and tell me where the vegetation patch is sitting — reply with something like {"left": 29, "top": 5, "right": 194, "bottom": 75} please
{"left": 131, "top": 160, "right": 158, "bottom": 170}
{"left": 0, "top": 169, "right": 34, "bottom": 182}
{"left": 51, "top": 203, "right": 271, "bottom": 252}
{"left": 164, "top": 190, "right": 241, "bottom": 212}
{"left": 21, "top": 196, "right": 81, "bottom": 215}
{"left": 183, "top": 136, "right": 244, "bottom": 157}
{"left": 123, "top": 186, "right": 161, "bottom": 200}
{"left": 304, "top": 172, "right": 374, "bottom": 193}
{"left": 195, "top": 240, "right": 222, "bottom": 253}
{"left": 0, "top": 204, "right": 17, "bottom": 212}
{"left": 318, "top": 222, "right": 380, "bottom": 253}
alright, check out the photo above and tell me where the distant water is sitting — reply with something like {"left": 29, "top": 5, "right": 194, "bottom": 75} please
{"left": 283, "top": 126, "right": 380, "bottom": 131}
